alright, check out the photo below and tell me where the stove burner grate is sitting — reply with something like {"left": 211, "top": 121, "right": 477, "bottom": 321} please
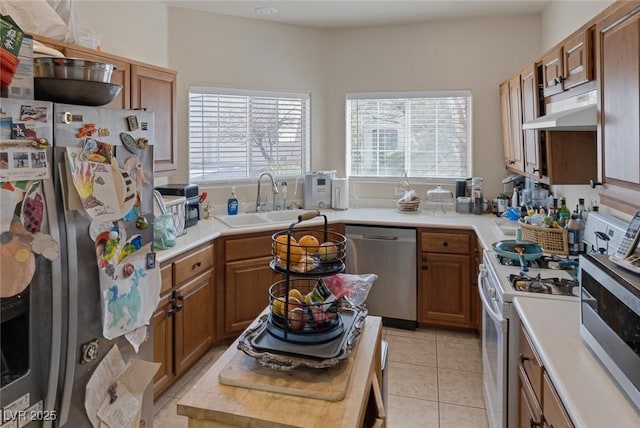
{"left": 509, "top": 274, "right": 579, "bottom": 296}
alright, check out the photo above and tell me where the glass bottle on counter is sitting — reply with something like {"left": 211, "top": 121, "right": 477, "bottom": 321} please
{"left": 566, "top": 214, "right": 582, "bottom": 255}
{"left": 558, "top": 196, "right": 570, "bottom": 220}
{"left": 472, "top": 177, "right": 484, "bottom": 215}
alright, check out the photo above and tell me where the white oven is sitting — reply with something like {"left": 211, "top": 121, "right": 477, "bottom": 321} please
{"left": 479, "top": 249, "right": 578, "bottom": 428}
{"left": 478, "top": 259, "right": 508, "bottom": 428}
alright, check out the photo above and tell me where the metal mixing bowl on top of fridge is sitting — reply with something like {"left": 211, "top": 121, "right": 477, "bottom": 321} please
{"left": 33, "top": 57, "right": 116, "bottom": 82}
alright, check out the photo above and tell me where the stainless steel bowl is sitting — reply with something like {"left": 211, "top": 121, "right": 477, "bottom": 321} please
{"left": 34, "top": 77, "right": 122, "bottom": 106}
{"left": 33, "top": 57, "right": 116, "bottom": 83}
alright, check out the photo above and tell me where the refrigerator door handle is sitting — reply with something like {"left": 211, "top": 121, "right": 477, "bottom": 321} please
{"left": 57, "top": 161, "right": 79, "bottom": 426}
{"left": 43, "top": 166, "right": 63, "bottom": 428}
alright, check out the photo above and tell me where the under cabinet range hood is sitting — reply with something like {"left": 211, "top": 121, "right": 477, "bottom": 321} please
{"left": 522, "top": 90, "right": 597, "bottom": 131}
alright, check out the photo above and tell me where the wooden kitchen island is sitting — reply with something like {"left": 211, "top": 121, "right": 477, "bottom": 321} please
{"left": 177, "top": 314, "right": 384, "bottom": 427}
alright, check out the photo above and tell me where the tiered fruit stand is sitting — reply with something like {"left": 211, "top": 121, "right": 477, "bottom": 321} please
{"left": 237, "top": 210, "right": 367, "bottom": 370}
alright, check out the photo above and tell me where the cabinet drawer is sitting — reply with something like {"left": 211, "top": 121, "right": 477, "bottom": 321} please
{"left": 225, "top": 234, "right": 273, "bottom": 261}
{"left": 519, "top": 327, "right": 543, "bottom": 404}
{"left": 160, "top": 262, "right": 173, "bottom": 295}
{"left": 174, "top": 243, "right": 214, "bottom": 284}
{"left": 420, "top": 231, "right": 470, "bottom": 254}
{"left": 519, "top": 365, "right": 543, "bottom": 427}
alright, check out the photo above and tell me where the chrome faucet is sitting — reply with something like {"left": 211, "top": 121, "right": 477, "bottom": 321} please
{"left": 256, "top": 172, "right": 279, "bottom": 212}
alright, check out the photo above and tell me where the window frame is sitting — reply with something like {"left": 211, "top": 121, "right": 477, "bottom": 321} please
{"left": 345, "top": 90, "right": 473, "bottom": 183}
{"left": 188, "top": 86, "right": 311, "bottom": 184}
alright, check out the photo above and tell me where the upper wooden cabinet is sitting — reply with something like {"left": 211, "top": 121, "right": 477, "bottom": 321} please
{"left": 521, "top": 65, "right": 542, "bottom": 178}
{"left": 596, "top": 3, "right": 640, "bottom": 214}
{"left": 541, "top": 28, "right": 594, "bottom": 97}
{"left": 33, "top": 35, "right": 178, "bottom": 174}
{"left": 500, "top": 77, "right": 525, "bottom": 173}
{"left": 131, "top": 65, "right": 177, "bottom": 173}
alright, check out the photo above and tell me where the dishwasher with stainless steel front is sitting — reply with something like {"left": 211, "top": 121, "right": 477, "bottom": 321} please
{"left": 345, "top": 225, "right": 417, "bottom": 329}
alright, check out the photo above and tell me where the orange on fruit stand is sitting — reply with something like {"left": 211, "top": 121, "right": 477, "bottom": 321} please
{"left": 298, "top": 234, "right": 320, "bottom": 254}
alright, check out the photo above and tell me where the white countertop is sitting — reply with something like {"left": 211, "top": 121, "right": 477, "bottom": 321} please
{"left": 513, "top": 297, "right": 640, "bottom": 427}
{"left": 155, "top": 208, "right": 509, "bottom": 263}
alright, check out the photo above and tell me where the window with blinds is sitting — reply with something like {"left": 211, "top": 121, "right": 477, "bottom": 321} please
{"left": 189, "top": 87, "right": 310, "bottom": 182}
{"left": 346, "top": 91, "right": 472, "bottom": 179}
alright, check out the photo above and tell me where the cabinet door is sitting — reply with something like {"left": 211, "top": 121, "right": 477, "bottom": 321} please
{"left": 541, "top": 47, "right": 564, "bottom": 97}
{"left": 418, "top": 253, "right": 471, "bottom": 326}
{"left": 543, "top": 372, "right": 574, "bottom": 428}
{"left": 598, "top": 7, "right": 640, "bottom": 213}
{"left": 224, "top": 256, "right": 276, "bottom": 335}
{"left": 500, "top": 81, "right": 514, "bottom": 168}
{"left": 64, "top": 48, "right": 130, "bottom": 109}
{"left": 174, "top": 269, "right": 214, "bottom": 376}
{"left": 131, "top": 64, "right": 177, "bottom": 173}
{"left": 521, "top": 66, "right": 542, "bottom": 178}
{"left": 508, "top": 75, "right": 525, "bottom": 173}
{"left": 563, "top": 29, "right": 592, "bottom": 90}
{"left": 153, "top": 293, "right": 174, "bottom": 399}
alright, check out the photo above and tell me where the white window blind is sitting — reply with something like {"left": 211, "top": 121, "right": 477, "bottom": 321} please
{"left": 189, "top": 87, "right": 310, "bottom": 182}
{"left": 347, "top": 91, "right": 472, "bottom": 179}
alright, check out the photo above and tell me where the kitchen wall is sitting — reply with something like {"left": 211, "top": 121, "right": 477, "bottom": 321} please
{"left": 166, "top": 7, "right": 329, "bottom": 201}
{"left": 323, "top": 15, "right": 540, "bottom": 201}
{"left": 74, "top": 0, "right": 168, "bottom": 67}
{"left": 163, "top": 10, "right": 541, "bottom": 205}
{"left": 541, "top": 0, "right": 614, "bottom": 51}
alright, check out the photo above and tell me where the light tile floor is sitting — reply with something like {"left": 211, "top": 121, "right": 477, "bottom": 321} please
{"left": 153, "top": 326, "right": 488, "bottom": 428}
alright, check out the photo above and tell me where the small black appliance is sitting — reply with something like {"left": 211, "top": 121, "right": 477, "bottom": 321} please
{"left": 155, "top": 184, "right": 201, "bottom": 228}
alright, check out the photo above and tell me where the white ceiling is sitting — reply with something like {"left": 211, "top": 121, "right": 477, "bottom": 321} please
{"left": 159, "top": 0, "right": 551, "bottom": 29}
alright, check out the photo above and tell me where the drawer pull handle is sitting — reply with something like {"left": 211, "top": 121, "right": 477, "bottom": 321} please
{"left": 519, "top": 353, "right": 530, "bottom": 363}
{"left": 193, "top": 261, "right": 202, "bottom": 269}
{"left": 175, "top": 304, "right": 183, "bottom": 312}
{"left": 442, "top": 241, "right": 448, "bottom": 247}
{"left": 177, "top": 295, "right": 185, "bottom": 301}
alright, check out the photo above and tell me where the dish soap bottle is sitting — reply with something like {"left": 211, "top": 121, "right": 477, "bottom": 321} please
{"left": 281, "top": 182, "right": 287, "bottom": 210}
{"left": 227, "top": 187, "right": 238, "bottom": 215}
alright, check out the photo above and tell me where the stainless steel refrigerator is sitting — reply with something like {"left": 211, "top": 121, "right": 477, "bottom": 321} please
{"left": 1, "top": 98, "right": 157, "bottom": 427}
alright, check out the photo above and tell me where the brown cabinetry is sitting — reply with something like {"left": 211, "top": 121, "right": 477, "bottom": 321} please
{"left": 153, "top": 243, "right": 215, "bottom": 399}
{"left": 33, "top": 35, "right": 177, "bottom": 174}
{"left": 418, "top": 229, "right": 477, "bottom": 329}
{"left": 518, "top": 324, "right": 574, "bottom": 428}
{"left": 521, "top": 65, "right": 543, "bottom": 178}
{"left": 500, "top": 77, "right": 525, "bottom": 173}
{"left": 501, "top": 65, "right": 597, "bottom": 185}
{"left": 596, "top": 3, "right": 640, "bottom": 214}
{"left": 217, "top": 232, "right": 281, "bottom": 340}
{"left": 541, "top": 29, "right": 593, "bottom": 97}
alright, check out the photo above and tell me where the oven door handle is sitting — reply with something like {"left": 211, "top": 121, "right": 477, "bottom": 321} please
{"left": 478, "top": 270, "right": 507, "bottom": 332}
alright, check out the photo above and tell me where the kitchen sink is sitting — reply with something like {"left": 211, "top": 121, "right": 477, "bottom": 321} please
{"left": 215, "top": 213, "right": 269, "bottom": 228}
{"left": 215, "top": 210, "right": 304, "bottom": 228}
{"left": 260, "top": 210, "right": 303, "bottom": 223}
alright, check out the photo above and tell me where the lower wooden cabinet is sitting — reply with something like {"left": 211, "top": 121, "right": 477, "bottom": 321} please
{"left": 174, "top": 270, "right": 215, "bottom": 376}
{"left": 223, "top": 256, "right": 279, "bottom": 335}
{"left": 418, "top": 228, "right": 478, "bottom": 329}
{"left": 153, "top": 242, "right": 215, "bottom": 399}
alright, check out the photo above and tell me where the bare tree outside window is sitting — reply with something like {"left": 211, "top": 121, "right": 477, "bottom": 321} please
{"left": 189, "top": 89, "right": 309, "bottom": 182}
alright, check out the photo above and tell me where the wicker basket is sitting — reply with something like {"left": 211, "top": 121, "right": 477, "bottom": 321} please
{"left": 518, "top": 220, "right": 569, "bottom": 256}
